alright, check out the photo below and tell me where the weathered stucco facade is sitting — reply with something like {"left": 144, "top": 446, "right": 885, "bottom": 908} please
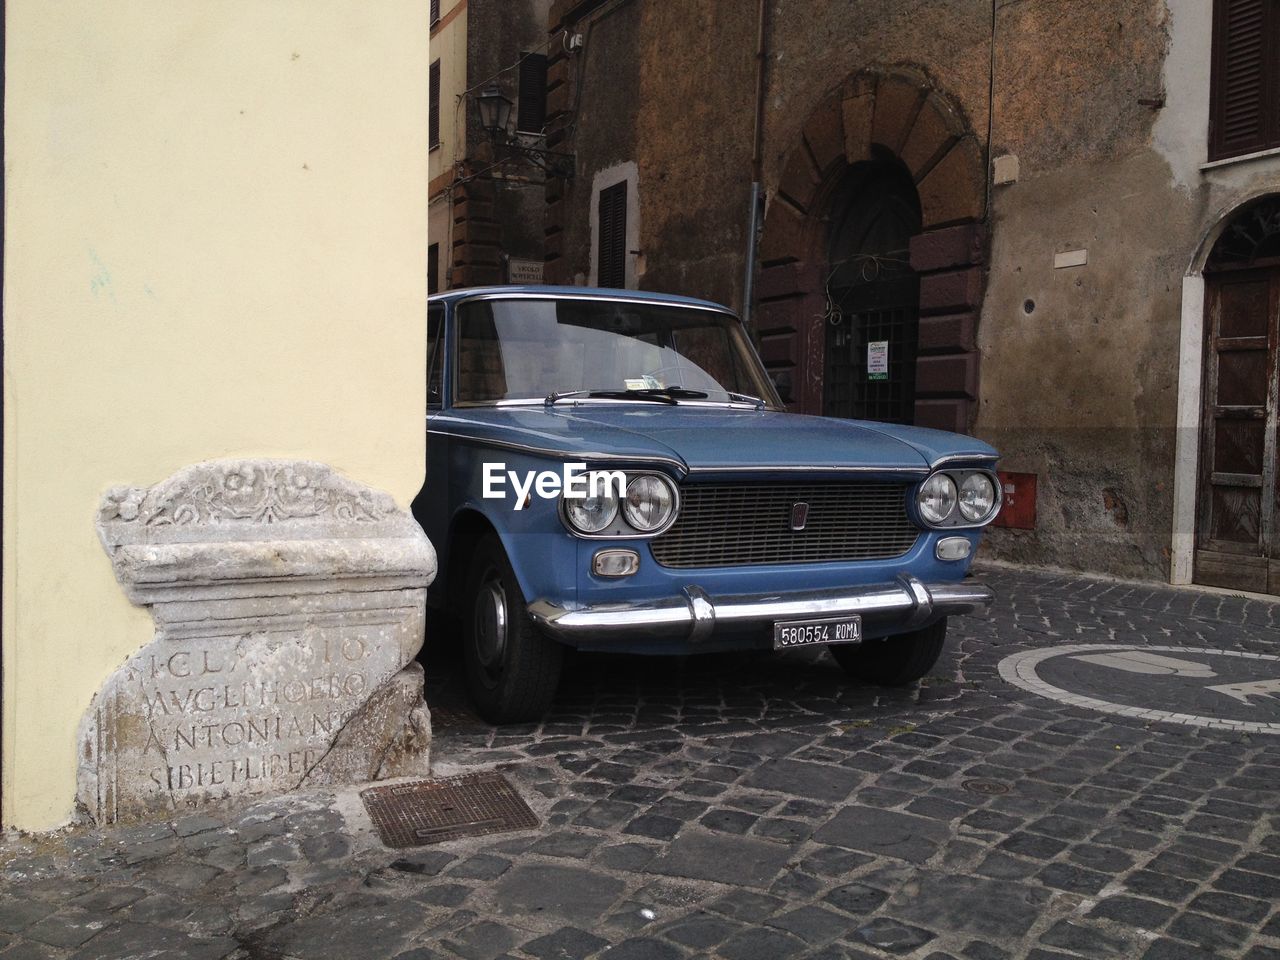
{"left": 433, "top": 0, "right": 556, "bottom": 289}
{"left": 429, "top": 0, "right": 469, "bottom": 291}
{"left": 539, "top": 0, "right": 1280, "bottom": 588}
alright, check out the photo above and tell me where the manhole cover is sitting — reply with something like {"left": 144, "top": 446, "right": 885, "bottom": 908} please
{"left": 962, "top": 778, "right": 1011, "bottom": 796}
{"left": 362, "top": 772, "right": 539, "bottom": 848}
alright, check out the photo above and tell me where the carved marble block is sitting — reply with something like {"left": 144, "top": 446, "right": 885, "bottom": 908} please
{"left": 82, "top": 459, "right": 438, "bottom": 825}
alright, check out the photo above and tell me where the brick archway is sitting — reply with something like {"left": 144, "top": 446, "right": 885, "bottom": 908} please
{"left": 756, "top": 71, "right": 986, "bottom": 432}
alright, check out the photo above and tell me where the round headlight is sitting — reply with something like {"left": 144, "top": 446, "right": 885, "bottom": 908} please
{"left": 623, "top": 475, "right": 676, "bottom": 532}
{"left": 564, "top": 491, "right": 619, "bottom": 533}
{"left": 959, "top": 473, "right": 997, "bottom": 522}
{"left": 917, "top": 473, "right": 957, "bottom": 525}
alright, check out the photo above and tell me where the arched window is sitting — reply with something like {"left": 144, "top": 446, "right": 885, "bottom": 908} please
{"left": 1206, "top": 195, "right": 1280, "bottom": 271}
{"left": 822, "top": 157, "right": 922, "bottom": 424}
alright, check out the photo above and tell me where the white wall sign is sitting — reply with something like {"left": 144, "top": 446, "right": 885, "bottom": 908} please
{"left": 507, "top": 258, "right": 544, "bottom": 285}
{"left": 867, "top": 340, "right": 889, "bottom": 381}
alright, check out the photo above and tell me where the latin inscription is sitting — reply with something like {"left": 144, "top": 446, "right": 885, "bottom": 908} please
{"left": 125, "top": 627, "right": 388, "bottom": 798}
{"left": 150, "top": 750, "right": 323, "bottom": 791}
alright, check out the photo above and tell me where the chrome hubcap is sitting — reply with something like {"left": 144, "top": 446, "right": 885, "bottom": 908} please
{"left": 474, "top": 574, "right": 508, "bottom": 672}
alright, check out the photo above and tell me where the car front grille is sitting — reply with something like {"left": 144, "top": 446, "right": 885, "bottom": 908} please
{"left": 650, "top": 481, "right": 920, "bottom": 568}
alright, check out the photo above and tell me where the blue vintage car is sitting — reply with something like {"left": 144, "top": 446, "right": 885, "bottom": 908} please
{"left": 415, "top": 286, "right": 999, "bottom": 722}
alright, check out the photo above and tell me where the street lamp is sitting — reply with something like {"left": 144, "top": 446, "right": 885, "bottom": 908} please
{"left": 476, "top": 83, "right": 513, "bottom": 140}
{"left": 472, "top": 82, "right": 575, "bottom": 180}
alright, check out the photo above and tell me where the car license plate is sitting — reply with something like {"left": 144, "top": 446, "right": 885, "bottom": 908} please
{"left": 773, "top": 615, "right": 862, "bottom": 650}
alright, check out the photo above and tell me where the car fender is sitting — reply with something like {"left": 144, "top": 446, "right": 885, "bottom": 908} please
{"left": 442, "top": 447, "right": 582, "bottom": 610}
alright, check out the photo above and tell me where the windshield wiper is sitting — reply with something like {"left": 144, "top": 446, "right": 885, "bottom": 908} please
{"left": 544, "top": 386, "right": 758, "bottom": 407}
{"left": 637, "top": 387, "right": 709, "bottom": 400}
{"left": 545, "top": 389, "right": 679, "bottom": 406}
{"left": 726, "top": 391, "right": 767, "bottom": 409}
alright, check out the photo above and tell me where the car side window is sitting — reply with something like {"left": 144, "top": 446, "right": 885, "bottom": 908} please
{"left": 427, "top": 308, "right": 443, "bottom": 409}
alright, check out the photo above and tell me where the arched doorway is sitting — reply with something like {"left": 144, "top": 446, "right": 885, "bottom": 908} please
{"left": 1194, "top": 196, "right": 1280, "bottom": 595}
{"left": 823, "top": 156, "right": 922, "bottom": 424}
{"left": 755, "top": 70, "right": 985, "bottom": 431}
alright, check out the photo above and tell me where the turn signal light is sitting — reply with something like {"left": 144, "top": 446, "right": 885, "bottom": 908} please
{"left": 593, "top": 549, "right": 640, "bottom": 578}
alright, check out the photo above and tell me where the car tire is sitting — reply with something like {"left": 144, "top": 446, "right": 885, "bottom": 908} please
{"left": 829, "top": 618, "right": 948, "bottom": 686}
{"left": 462, "top": 533, "right": 564, "bottom": 724}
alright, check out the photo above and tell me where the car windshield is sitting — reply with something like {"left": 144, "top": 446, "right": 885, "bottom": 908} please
{"left": 455, "top": 297, "right": 780, "bottom": 406}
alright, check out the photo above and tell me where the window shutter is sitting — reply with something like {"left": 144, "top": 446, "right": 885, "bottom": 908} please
{"left": 517, "top": 53, "right": 549, "bottom": 134}
{"left": 429, "top": 60, "right": 441, "bottom": 149}
{"left": 1210, "top": 0, "right": 1278, "bottom": 160}
{"left": 598, "top": 182, "right": 627, "bottom": 289}
{"left": 428, "top": 243, "right": 439, "bottom": 294}
{"left": 430, "top": 0, "right": 440, "bottom": 25}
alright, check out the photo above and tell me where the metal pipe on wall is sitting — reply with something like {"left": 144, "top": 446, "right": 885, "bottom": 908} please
{"left": 742, "top": 0, "right": 768, "bottom": 327}
{"left": 742, "top": 182, "right": 762, "bottom": 325}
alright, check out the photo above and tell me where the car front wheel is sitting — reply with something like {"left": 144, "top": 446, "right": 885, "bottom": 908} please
{"left": 462, "top": 533, "right": 564, "bottom": 724}
{"left": 829, "top": 618, "right": 948, "bottom": 686}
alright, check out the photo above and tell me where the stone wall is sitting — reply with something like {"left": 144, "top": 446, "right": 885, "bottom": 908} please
{"left": 538, "top": 0, "right": 1278, "bottom": 583}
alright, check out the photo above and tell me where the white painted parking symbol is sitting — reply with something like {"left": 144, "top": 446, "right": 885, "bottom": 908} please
{"left": 1207, "top": 678, "right": 1280, "bottom": 706}
{"left": 1069, "top": 651, "right": 1216, "bottom": 678}
{"left": 998, "top": 644, "right": 1280, "bottom": 734}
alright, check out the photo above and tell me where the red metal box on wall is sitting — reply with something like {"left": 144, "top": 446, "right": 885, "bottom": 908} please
{"left": 992, "top": 472, "right": 1037, "bottom": 529}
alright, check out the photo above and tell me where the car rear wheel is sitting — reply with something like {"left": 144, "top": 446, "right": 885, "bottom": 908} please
{"left": 829, "top": 618, "right": 948, "bottom": 686}
{"left": 462, "top": 533, "right": 564, "bottom": 724}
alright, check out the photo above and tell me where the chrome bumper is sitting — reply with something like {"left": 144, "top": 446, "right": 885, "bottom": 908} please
{"left": 527, "top": 574, "right": 994, "bottom": 644}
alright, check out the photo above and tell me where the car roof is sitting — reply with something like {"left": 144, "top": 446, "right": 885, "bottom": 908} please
{"left": 428, "top": 285, "right": 736, "bottom": 314}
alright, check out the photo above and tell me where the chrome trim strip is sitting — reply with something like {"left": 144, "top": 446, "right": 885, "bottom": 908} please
{"left": 454, "top": 398, "right": 767, "bottom": 410}
{"left": 925, "top": 580, "right": 997, "bottom": 614}
{"left": 527, "top": 579, "right": 995, "bottom": 642}
{"left": 684, "top": 464, "right": 930, "bottom": 476}
{"left": 429, "top": 430, "right": 930, "bottom": 479}
{"left": 704, "top": 585, "right": 910, "bottom": 622}
{"left": 427, "top": 429, "right": 688, "bottom": 473}
{"left": 930, "top": 453, "right": 999, "bottom": 468}
{"left": 683, "top": 585, "right": 715, "bottom": 644}
{"left": 451, "top": 291, "right": 739, "bottom": 318}
{"left": 527, "top": 598, "right": 692, "bottom": 632}
{"left": 897, "top": 573, "right": 935, "bottom": 630}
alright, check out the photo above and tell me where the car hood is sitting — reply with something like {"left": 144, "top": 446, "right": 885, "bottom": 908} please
{"left": 433, "top": 405, "right": 997, "bottom": 474}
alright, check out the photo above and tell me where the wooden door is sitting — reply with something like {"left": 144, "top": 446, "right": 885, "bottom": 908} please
{"left": 1195, "top": 268, "right": 1280, "bottom": 593}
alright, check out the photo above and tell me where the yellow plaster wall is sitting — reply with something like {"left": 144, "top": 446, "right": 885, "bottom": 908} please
{"left": 3, "top": 2, "right": 429, "bottom": 830}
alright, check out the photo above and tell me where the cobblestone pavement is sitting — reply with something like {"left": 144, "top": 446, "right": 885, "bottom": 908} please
{"left": 2, "top": 565, "right": 1279, "bottom": 960}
